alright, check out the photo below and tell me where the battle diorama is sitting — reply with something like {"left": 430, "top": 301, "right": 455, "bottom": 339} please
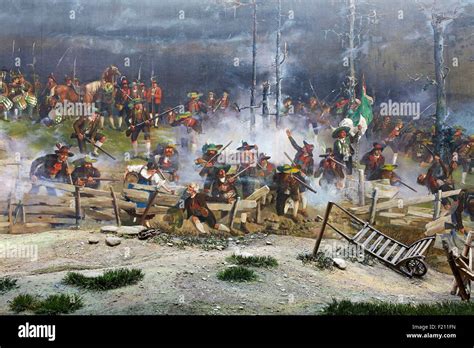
{"left": 0, "top": 0, "right": 473, "bottom": 316}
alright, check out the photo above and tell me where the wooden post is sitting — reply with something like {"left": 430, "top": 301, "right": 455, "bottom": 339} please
{"left": 229, "top": 197, "right": 241, "bottom": 229}
{"left": 140, "top": 190, "right": 159, "bottom": 226}
{"left": 443, "top": 240, "right": 470, "bottom": 301}
{"left": 312, "top": 202, "right": 333, "bottom": 256}
{"left": 8, "top": 188, "right": 14, "bottom": 234}
{"left": 369, "top": 188, "right": 379, "bottom": 225}
{"left": 433, "top": 190, "right": 442, "bottom": 220}
{"left": 256, "top": 199, "right": 262, "bottom": 224}
{"left": 451, "top": 232, "right": 472, "bottom": 295}
{"left": 358, "top": 168, "right": 365, "bottom": 206}
{"left": 110, "top": 187, "right": 121, "bottom": 227}
{"left": 74, "top": 186, "right": 82, "bottom": 228}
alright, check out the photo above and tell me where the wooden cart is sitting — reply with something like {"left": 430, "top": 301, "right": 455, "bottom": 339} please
{"left": 313, "top": 202, "right": 435, "bottom": 278}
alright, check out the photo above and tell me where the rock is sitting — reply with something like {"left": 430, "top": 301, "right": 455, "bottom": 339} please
{"left": 117, "top": 225, "right": 148, "bottom": 236}
{"left": 88, "top": 237, "right": 100, "bottom": 244}
{"left": 105, "top": 236, "right": 122, "bottom": 247}
{"left": 333, "top": 258, "right": 347, "bottom": 270}
{"left": 101, "top": 225, "right": 119, "bottom": 233}
{"left": 268, "top": 223, "right": 280, "bottom": 231}
{"left": 266, "top": 241, "right": 273, "bottom": 245}
{"left": 167, "top": 243, "right": 174, "bottom": 247}
{"left": 216, "top": 245, "right": 225, "bottom": 251}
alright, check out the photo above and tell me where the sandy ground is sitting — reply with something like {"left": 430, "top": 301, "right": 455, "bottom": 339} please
{"left": 0, "top": 228, "right": 457, "bottom": 315}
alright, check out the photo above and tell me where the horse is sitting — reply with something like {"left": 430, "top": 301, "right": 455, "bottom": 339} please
{"left": 49, "top": 65, "right": 121, "bottom": 116}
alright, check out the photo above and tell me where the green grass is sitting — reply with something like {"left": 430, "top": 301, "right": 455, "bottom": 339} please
{"left": 9, "top": 294, "right": 39, "bottom": 313}
{"left": 298, "top": 252, "right": 334, "bottom": 270}
{"left": 1, "top": 118, "right": 174, "bottom": 157}
{"left": 34, "top": 294, "right": 83, "bottom": 315}
{"left": 226, "top": 254, "right": 278, "bottom": 268}
{"left": 322, "top": 299, "right": 474, "bottom": 315}
{"left": 0, "top": 277, "right": 18, "bottom": 293}
{"left": 10, "top": 293, "right": 83, "bottom": 315}
{"left": 63, "top": 268, "right": 144, "bottom": 291}
{"left": 217, "top": 266, "right": 257, "bottom": 282}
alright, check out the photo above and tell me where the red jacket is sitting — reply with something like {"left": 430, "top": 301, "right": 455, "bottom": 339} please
{"left": 146, "top": 86, "right": 162, "bottom": 104}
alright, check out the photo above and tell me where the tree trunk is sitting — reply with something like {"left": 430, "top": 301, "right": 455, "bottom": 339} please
{"left": 275, "top": 0, "right": 282, "bottom": 128}
{"left": 250, "top": 0, "right": 257, "bottom": 134}
{"left": 432, "top": 16, "right": 448, "bottom": 154}
{"left": 348, "top": 0, "right": 356, "bottom": 102}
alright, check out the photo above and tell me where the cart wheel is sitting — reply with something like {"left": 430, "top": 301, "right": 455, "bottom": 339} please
{"left": 406, "top": 259, "right": 427, "bottom": 277}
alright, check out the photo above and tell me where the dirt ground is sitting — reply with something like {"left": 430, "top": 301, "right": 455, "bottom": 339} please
{"left": 0, "top": 226, "right": 457, "bottom": 315}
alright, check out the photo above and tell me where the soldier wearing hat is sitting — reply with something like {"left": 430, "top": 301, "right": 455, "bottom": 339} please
{"left": 315, "top": 148, "right": 345, "bottom": 189}
{"left": 206, "top": 92, "right": 217, "bottom": 112}
{"left": 333, "top": 125, "right": 355, "bottom": 175}
{"left": 273, "top": 164, "right": 301, "bottom": 220}
{"left": 187, "top": 92, "right": 207, "bottom": 115}
{"left": 369, "top": 164, "right": 401, "bottom": 186}
{"left": 127, "top": 98, "right": 151, "bottom": 158}
{"left": 236, "top": 141, "right": 259, "bottom": 198}
{"left": 0, "top": 68, "right": 11, "bottom": 121}
{"left": 146, "top": 78, "right": 162, "bottom": 127}
{"left": 455, "top": 135, "right": 474, "bottom": 184}
{"left": 72, "top": 110, "right": 107, "bottom": 157}
{"left": 184, "top": 182, "right": 230, "bottom": 234}
{"left": 115, "top": 78, "right": 131, "bottom": 129}
{"left": 360, "top": 143, "right": 385, "bottom": 179}
{"left": 211, "top": 168, "right": 238, "bottom": 203}
{"left": 97, "top": 82, "right": 117, "bottom": 130}
{"left": 384, "top": 119, "right": 404, "bottom": 165}
{"left": 30, "top": 144, "right": 74, "bottom": 195}
{"left": 286, "top": 129, "right": 314, "bottom": 176}
{"left": 71, "top": 155, "right": 101, "bottom": 188}
{"left": 153, "top": 143, "right": 180, "bottom": 182}
{"left": 195, "top": 143, "right": 224, "bottom": 192}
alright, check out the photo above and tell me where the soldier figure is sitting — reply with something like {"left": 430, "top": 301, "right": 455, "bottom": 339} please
{"left": 71, "top": 155, "right": 101, "bottom": 189}
{"left": 333, "top": 126, "right": 356, "bottom": 175}
{"left": 72, "top": 110, "right": 107, "bottom": 157}
{"left": 146, "top": 79, "right": 162, "bottom": 127}
{"left": 315, "top": 148, "right": 345, "bottom": 189}
{"left": 360, "top": 143, "right": 385, "bottom": 179}
{"left": 128, "top": 99, "right": 152, "bottom": 158}
{"left": 273, "top": 164, "right": 301, "bottom": 221}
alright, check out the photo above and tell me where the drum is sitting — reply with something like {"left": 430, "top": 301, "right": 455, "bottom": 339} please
{"left": 25, "top": 94, "right": 38, "bottom": 107}
{"left": 13, "top": 95, "right": 27, "bottom": 110}
{"left": 0, "top": 95, "right": 13, "bottom": 110}
{"left": 123, "top": 172, "right": 139, "bottom": 187}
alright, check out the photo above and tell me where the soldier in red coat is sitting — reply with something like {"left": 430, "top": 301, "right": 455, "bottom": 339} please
{"left": 146, "top": 79, "right": 162, "bottom": 127}
{"left": 187, "top": 92, "right": 207, "bottom": 116}
{"left": 360, "top": 143, "right": 385, "bottom": 179}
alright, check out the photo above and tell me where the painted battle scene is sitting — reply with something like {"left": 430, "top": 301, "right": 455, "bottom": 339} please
{"left": 1, "top": 0, "right": 474, "bottom": 316}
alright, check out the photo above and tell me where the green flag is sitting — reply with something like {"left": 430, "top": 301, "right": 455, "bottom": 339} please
{"left": 351, "top": 92, "right": 373, "bottom": 126}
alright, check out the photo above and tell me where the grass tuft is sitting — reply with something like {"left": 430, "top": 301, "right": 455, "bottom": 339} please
{"left": 226, "top": 254, "right": 278, "bottom": 268}
{"left": 35, "top": 294, "right": 83, "bottom": 315}
{"left": 9, "top": 294, "right": 39, "bottom": 313}
{"left": 10, "top": 293, "right": 83, "bottom": 315}
{"left": 298, "top": 252, "right": 334, "bottom": 270}
{"left": 63, "top": 268, "right": 144, "bottom": 291}
{"left": 217, "top": 266, "right": 257, "bottom": 282}
{"left": 0, "top": 277, "right": 18, "bottom": 293}
{"left": 322, "top": 299, "right": 474, "bottom": 315}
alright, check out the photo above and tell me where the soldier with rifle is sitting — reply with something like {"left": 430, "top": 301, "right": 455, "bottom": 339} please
{"left": 195, "top": 142, "right": 231, "bottom": 193}
{"left": 72, "top": 110, "right": 107, "bottom": 158}
{"left": 235, "top": 141, "right": 259, "bottom": 198}
{"left": 115, "top": 78, "right": 131, "bottom": 129}
{"left": 360, "top": 142, "right": 385, "bottom": 179}
{"left": 127, "top": 99, "right": 151, "bottom": 159}
{"left": 273, "top": 164, "right": 301, "bottom": 222}
{"left": 71, "top": 155, "right": 102, "bottom": 189}
{"left": 30, "top": 144, "right": 74, "bottom": 196}
{"left": 315, "top": 148, "right": 345, "bottom": 189}
{"left": 146, "top": 78, "right": 162, "bottom": 127}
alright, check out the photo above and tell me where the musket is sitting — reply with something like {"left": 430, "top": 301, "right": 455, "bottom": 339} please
{"left": 422, "top": 143, "right": 435, "bottom": 157}
{"left": 126, "top": 105, "right": 182, "bottom": 137}
{"left": 198, "top": 140, "right": 233, "bottom": 176}
{"left": 229, "top": 162, "right": 255, "bottom": 180}
{"left": 212, "top": 99, "right": 223, "bottom": 113}
{"left": 398, "top": 179, "right": 418, "bottom": 193}
{"left": 291, "top": 173, "right": 317, "bottom": 194}
{"left": 320, "top": 155, "right": 347, "bottom": 168}
{"left": 76, "top": 177, "right": 120, "bottom": 182}
{"left": 84, "top": 138, "right": 116, "bottom": 160}
{"left": 3, "top": 163, "right": 21, "bottom": 166}
{"left": 73, "top": 57, "right": 76, "bottom": 81}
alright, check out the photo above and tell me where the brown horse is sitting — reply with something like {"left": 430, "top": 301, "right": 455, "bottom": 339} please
{"left": 49, "top": 65, "right": 121, "bottom": 114}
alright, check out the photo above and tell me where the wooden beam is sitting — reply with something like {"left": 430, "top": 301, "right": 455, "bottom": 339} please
{"left": 443, "top": 240, "right": 470, "bottom": 301}
{"left": 110, "top": 187, "right": 121, "bottom": 227}
{"left": 433, "top": 190, "right": 442, "bottom": 220}
{"left": 358, "top": 169, "right": 365, "bottom": 206}
{"left": 229, "top": 197, "right": 241, "bottom": 229}
{"left": 350, "top": 189, "right": 461, "bottom": 214}
{"left": 74, "top": 186, "right": 82, "bottom": 227}
{"left": 246, "top": 185, "right": 270, "bottom": 201}
{"left": 369, "top": 188, "right": 379, "bottom": 225}
{"left": 312, "top": 202, "right": 333, "bottom": 256}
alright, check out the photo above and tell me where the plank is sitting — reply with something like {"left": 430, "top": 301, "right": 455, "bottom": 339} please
{"left": 208, "top": 200, "right": 257, "bottom": 211}
{"left": 361, "top": 231, "right": 378, "bottom": 248}
{"left": 383, "top": 244, "right": 398, "bottom": 260}
{"left": 378, "top": 212, "right": 406, "bottom": 218}
{"left": 391, "top": 247, "right": 407, "bottom": 264}
{"left": 25, "top": 215, "right": 77, "bottom": 224}
{"left": 84, "top": 208, "right": 115, "bottom": 221}
{"left": 23, "top": 205, "right": 77, "bottom": 216}
{"left": 350, "top": 189, "right": 462, "bottom": 214}
{"left": 369, "top": 235, "right": 384, "bottom": 252}
{"left": 246, "top": 185, "right": 270, "bottom": 201}
{"left": 23, "top": 194, "right": 70, "bottom": 206}
{"left": 353, "top": 226, "right": 371, "bottom": 242}
{"left": 376, "top": 239, "right": 392, "bottom": 256}
{"left": 135, "top": 206, "right": 170, "bottom": 215}
{"left": 35, "top": 180, "right": 112, "bottom": 197}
